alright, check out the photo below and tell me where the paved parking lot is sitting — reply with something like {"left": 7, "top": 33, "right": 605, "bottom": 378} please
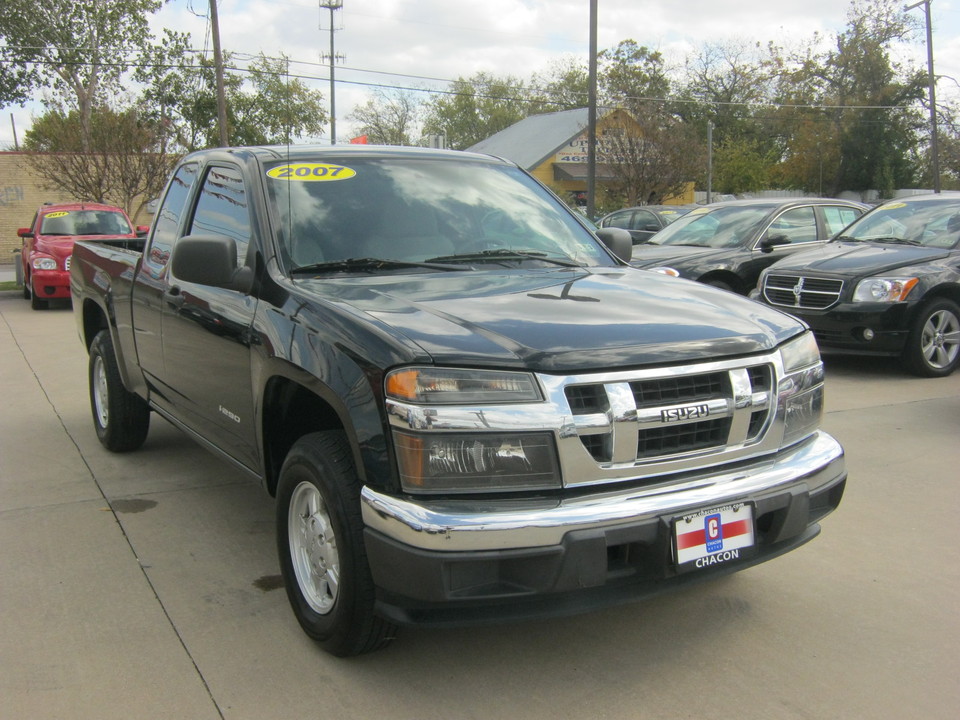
{"left": 1, "top": 289, "right": 958, "bottom": 720}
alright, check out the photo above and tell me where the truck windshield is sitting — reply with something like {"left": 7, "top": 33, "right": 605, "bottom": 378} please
{"left": 262, "top": 155, "right": 614, "bottom": 271}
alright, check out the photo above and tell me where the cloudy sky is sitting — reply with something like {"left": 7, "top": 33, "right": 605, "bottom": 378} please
{"left": 2, "top": 0, "right": 959, "bottom": 148}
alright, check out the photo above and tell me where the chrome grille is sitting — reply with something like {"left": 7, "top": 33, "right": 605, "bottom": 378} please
{"left": 64, "top": 256, "right": 71, "bottom": 271}
{"left": 763, "top": 274, "right": 842, "bottom": 310}
{"left": 564, "top": 364, "right": 773, "bottom": 465}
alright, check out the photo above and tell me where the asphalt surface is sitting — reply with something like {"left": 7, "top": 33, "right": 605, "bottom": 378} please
{"left": 1, "top": 289, "right": 958, "bottom": 720}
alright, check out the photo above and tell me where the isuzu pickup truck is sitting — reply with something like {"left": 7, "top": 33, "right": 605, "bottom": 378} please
{"left": 71, "top": 145, "right": 846, "bottom": 656}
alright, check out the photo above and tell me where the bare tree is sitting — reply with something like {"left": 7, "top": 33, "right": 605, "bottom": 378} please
{"left": 598, "top": 108, "right": 705, "bottom": 206}
{"left": 348, "top": 89, "right": 423, "bottom": 146}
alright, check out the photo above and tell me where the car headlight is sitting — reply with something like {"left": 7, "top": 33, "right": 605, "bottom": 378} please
{"left": 386, "top": 367, "right": 542, "bottom": 404}
{"left": 777, "top": 333, "right": 825, "bottom": 447}
{"left": 392, "top": 430, "right": 561, "bottom": 494}
{"left": 852, "top": 276, "right": 918, "bottom": 303}
{"left": 386, "top": 367, "right": 560, "bottom": 493}
{"left": 648, "top": 266, "right": 680, "bottom": 277}
{"left": 32, "top": 257, "right": 58, "bottom": 271}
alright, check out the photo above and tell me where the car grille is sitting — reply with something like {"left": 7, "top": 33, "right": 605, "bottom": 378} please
{"left": 763, "top": 274, "right": 842, "bottom": 310}
{"left": 564, "top": 364, "right": 773, "bottom": 465}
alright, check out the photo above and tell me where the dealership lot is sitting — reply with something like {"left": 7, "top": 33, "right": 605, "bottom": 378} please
{"left": 1, "top": 290, "right": 958, "bottom": 720}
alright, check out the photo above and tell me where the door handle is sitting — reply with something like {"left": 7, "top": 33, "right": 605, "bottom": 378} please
{"left": 164, "top": 285, "right": 184, "bottom": 309}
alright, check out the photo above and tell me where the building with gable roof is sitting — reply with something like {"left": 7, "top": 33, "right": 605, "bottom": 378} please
{"left": 467, "top": 107, "right": 694, "bottom": 212}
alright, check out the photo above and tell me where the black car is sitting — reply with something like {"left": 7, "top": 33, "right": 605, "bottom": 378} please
{"left": 629, "top": 198, "right": 867, "bottom": 294}
{"left": 755, "top": 193, "right": 960, "bottom": 377}
{"left": 597, "top": 204, "right": 695, "bottom": 244}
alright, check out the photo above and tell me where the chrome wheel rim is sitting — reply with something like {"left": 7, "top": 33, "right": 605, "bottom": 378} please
{"left": 93, "top": 355, "right": 109, "bottom": 428}
{"left": 288, "top": 481, "right": 340, "bottom": 615}
{"left": 921, "top": 309, "right": 960, "bottom": 370}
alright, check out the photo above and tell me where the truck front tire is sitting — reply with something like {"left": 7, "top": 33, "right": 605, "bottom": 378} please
{"left": 89, "top": 330, "right": 151, "bottom": 451}
{"left": 276, "top": 431, "right": 396, "bottom": 656}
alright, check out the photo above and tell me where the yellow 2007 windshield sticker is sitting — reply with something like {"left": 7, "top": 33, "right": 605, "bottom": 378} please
{"left": 45, "top": 211, "right": 70, "bottom": 218}
{"left": 266, "top": 163, "right": 356, "bottom": 182}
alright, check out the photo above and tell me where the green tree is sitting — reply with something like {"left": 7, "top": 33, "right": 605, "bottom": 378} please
{"left": 136, "top": 41, "right": 326, "bottom": 151}
{"left": 529, "top": 57, "right": 590, "bottom": 112}
{"left": 421, "top": 73, "right": 529, "bottom": 150}
{"left": 770, "top": 0, "right": 926, "bottom": 195}
{"left": 347, "top": 88, "right": 422, "bottom": 146}
{"left": 0, "top": 0, "right": 162, "bottom": 148}
{"left": 598, "top": 40, "right": 670, "bottom": 112}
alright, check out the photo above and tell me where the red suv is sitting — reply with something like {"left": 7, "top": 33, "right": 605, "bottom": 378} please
{"left": 18, "top": 202, "right": 143, "bottom": 309}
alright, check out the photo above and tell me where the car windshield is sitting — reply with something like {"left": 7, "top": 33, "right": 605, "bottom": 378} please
{"left": 835, "top": 198, "right": 960, "bottom": 249}
{"left": 263, "top": 155, "right": 614, "bottom": 272}
{"left": 649, "top": 205, "right": 771, "bottom": 248}
{"left": 40, "top": 209, "right": 132, "bottom": 236}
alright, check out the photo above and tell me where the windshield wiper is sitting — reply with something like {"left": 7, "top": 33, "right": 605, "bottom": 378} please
{"left": 862, "top": 236, "right": 923, "bottom": 246}
{"left": 426, "top": 248, "right": 584, "bottom": 268}
{"left": 291, "top": 257, "right": 466, "bottom": 274}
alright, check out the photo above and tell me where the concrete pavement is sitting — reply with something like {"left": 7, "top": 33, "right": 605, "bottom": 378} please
{"left": 1, "top": 289, "right": 958, "bottom": 719}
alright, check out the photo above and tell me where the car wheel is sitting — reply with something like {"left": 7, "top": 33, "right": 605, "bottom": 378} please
{"left": 902, "top": 299, "right": 960, "bottom": 377}
{"left": 29, "top": 280, "right": 48, "bottom": 310}
{"left": 89, "top": 330, "right": 151, "bottom": 451}
{"left": 276, "top": 431, "right": 396, "bottom": 657}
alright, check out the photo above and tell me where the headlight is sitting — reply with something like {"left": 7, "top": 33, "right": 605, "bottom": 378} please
{"left": 648, "top": 266, "right": 680, "bottom": 277}
{"left": 386, "top": 367, "right": 541, "bottom": 404}
{"left": 32, "top": 257, "right": 58, "bottom": 270}
{"left": 777, "top": 333, "right": 825, "bottom": 447}
{"left": 393, "top": 430, "right": 561, "bottom": 494}
{"left": 852, "top": 276, "right": 918, "bottom": 303}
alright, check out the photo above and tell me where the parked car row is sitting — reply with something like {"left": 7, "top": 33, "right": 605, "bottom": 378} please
{"left": 614, "top": 195, "right": 960, "bottom": 377}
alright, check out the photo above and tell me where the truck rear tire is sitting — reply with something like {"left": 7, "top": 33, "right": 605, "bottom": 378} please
{"left": 89, "top": 330, "right": 151, "bottom": 451}
{"left": 276, "top": 431, "right": 396, "bottom": 656}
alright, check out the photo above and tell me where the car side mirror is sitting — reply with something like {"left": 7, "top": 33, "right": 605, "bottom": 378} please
{"left": 596, "top": 227, "right": 632, "bottom": 262}
{"left": 760, "top": 233, "right": 791, "bottom": 253}
{"left": 18, "top": 227, "right": 32, "bottom": 238}
{"left": 135, "top": 225, "right": 151, "bottom": 238}
{"left": 170, "top": 235, "right": 254, "bottom": 293}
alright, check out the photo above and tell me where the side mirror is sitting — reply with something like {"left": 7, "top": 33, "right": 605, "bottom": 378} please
{"left": 760, "top": 233, "right": 791, "bottom": 253}
{"left": 135, "top": 225, "right": 151, "bottom": 238}
{"left": 170, "top": 235, "right": 254, "bottom": 293}
{"left": 596, "top": 227, "right": 632, "bottom": 263}
{"left": 18, "top": 227, "right": 32, "bottom": 238}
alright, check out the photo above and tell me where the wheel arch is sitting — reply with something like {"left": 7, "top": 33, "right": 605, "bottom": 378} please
{"left": 699, "top": 270, "right": 745, "bottom": 294}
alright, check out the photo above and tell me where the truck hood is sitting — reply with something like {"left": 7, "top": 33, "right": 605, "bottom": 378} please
{"left": 297, "top": 267, "right": 804, "bottom": 371}
{"left": 766, "top": 241, "right": 950, "bottom": 277}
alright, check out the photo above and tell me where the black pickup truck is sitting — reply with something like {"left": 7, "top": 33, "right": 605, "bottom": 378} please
{"left": 71, "top": 145, "right": 846, "bottom": 656}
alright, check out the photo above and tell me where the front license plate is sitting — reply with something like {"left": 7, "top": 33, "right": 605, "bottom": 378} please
{"left": 673, "top": 503, "right": 755, "bottom": 573}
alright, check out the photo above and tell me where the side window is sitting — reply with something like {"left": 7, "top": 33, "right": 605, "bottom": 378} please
{"left": 188, "top": 165, "right": 251, "bottom": 267}
{"left": 604, "top": 211, "right": 634, "bottom": 230}
{"left": 768, "top": 207, "right": 818, "bottom": 245}
{"left": 145, "top": 163, "right": 199, "bottom": 272}
{"left": 632, "top": 210, "right": 658, "bottom": 231}
{"left": 822, "top": 206, "right": 862, "bottom": 236}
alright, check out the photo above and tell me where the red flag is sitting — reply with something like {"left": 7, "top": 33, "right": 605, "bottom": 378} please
{"left": 350, "top": 135, "right": 368, "bottom": 144}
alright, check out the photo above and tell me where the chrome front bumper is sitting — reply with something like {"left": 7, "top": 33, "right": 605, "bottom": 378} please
{"left": 361, "top": 430, "right": 845, "bottom": 553}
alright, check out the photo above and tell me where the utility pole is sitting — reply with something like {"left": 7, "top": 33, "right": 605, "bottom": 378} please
{"left": 706, "top": 120, "right": 713, "bottom": 204}
{"left": 320, "top": 0, "right": 344, "bottom": 145}
{"left": 586, "top": 0, "right": 597, "bottom": 220}
{"left": 906, "top": 0, "right": 940, "bottom": 192}
{"left": 209, "top": 0, "right": 229, "bottom": 147}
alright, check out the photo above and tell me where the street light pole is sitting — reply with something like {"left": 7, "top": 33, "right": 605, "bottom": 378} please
{"left": 907, "top": 0, "right": 940, "bottom": 192}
